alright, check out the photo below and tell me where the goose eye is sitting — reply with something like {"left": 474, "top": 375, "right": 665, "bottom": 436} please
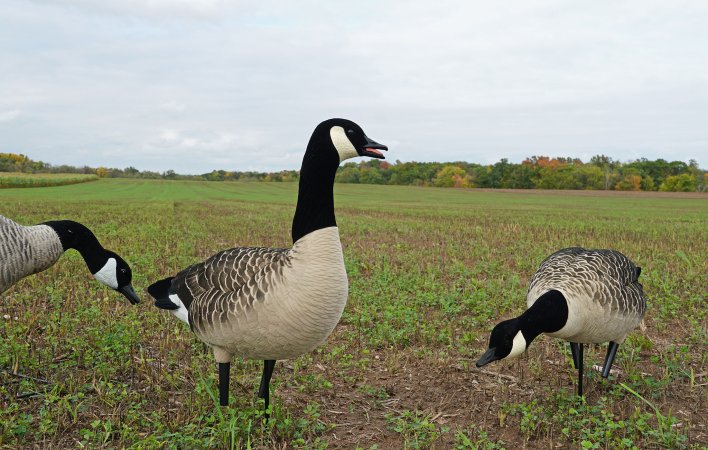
{"left": 121, "top": 268, "right": 127, "bottom": 274}
{"left": 347, "top": 129, "right": 354, "bottom": 135}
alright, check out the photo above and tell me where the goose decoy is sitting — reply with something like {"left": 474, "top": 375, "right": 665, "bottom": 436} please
{"left": 148, "top": 118, "right": 387, "bottom": 417}
{"left": 476, "top": 247, "right": 647, "bottom": 396}
{"left": 0, "top": 215, "right": 139, "bottom": 304}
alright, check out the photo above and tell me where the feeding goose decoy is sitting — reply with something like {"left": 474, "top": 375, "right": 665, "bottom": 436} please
{"left": 0, "top": 215, "right": 140, "bottom": 304}
{"left": 148, "top": 118, "right": 387, "bottom": 417}
{"left": 476, "top": 247, "right": 647, "bottom": 396}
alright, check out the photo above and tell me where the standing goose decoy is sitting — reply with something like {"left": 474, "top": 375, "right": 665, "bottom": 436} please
{"left": 476, "top": 247, "right": 647, "bottom": 396}
{"left": 148, "top": 118, "right": 387, "bottom": 417}
{"left": 0, "top": 215, "right": 140, "bottom": 304}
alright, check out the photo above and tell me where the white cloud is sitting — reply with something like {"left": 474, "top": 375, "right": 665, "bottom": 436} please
{"left": 152, "top": 129, "right": 236, "bottom": 150}
{"left": 159, "top": 101, "right": 186, "bottom": 113}
{"left": 0, "top": 110, "right": 21, "bottom": 122}
{"left": 28, "top": 0, "right": 234, "bottom": 19}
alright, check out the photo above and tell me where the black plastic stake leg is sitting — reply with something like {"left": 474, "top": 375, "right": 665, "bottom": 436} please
{"left": 258, "top": 360, "right": 276, "bottom": 419}
{"left": 602, "top": 341, "right": 619, "bottom": 378}
{"left": 219, "top": 362, "right": 230, "bottom": 406}
{"left": 577, "top": 343, "right": 584, "bottom": 397}
{"left": 569, "top": 342, "right": 580, "bottom": 369}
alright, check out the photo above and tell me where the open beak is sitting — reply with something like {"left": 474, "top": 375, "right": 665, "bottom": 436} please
{"left": 119, "top": 284, "right": 140, "bottom": 305}
{"left": 475, "top": 348, "right": 498, "bottom": 368}
{"left": 361, "top": 135, "right": 388, "bottom": 159}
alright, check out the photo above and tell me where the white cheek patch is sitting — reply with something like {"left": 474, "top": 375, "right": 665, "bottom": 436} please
{"left": 93, "top": 258, "right": 119, "bottom": 289}
{"left": 507, "top": 331, "right": 527, "bottom": 359}
{"left": 169, "top": 294, "right": 190, "bottom": 325}
{"left": 330, "top": 126, "right": 359, "bottom": 162}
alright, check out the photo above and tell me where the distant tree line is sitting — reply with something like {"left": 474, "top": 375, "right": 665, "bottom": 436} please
{"left": 336, "top": 156, "right": 707, "bottom": 192}
{"left": 0, "top": 153, "right": 299, "bottom": 183}
{"left": 1, "top": 152, "right": 705, "bottom": 192}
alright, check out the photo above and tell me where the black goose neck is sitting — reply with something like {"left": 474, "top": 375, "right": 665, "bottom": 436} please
{"left": 518, "top": 289, "right": 568, "bottom": 344}
{"left": 43, "top": 220, "right": 106, "bottom": 273}
{"left": 291, "top": 132, "right": 340, "bottom": 243}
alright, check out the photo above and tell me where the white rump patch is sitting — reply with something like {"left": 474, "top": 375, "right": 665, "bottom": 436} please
{"left": 330, "top": 126, "right": 358, "bottom": 162}
{"left": 169, "top": 294, "right": 190, "bottom": 325}
{"left": 93, "top": 258, "right": 118, "bottom": 289}
{"left": 507, "top": 331, "right": 527, "bottom": 359}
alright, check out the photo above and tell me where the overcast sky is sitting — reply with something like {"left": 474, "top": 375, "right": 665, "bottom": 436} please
{"left": 1, "top": 1, "right": 707, "bottom": 174}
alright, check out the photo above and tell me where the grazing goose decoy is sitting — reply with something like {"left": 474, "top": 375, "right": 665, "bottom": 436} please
{"left": 0, "top": 215, "right": 140, "bottom": 303}
{"left": 148, "top": 118, "right": 387, "bottom": 417}
{"left": 476, "top": 247, "right": 647, "bottom": 396}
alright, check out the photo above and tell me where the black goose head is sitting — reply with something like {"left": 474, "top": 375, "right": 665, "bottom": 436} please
{"left": 476, "top": 318, "right": 526, "bottom": 367}
{"left": 92, "top": 250, "right": 140, "bottom": 305}
{"left": 43, "top": 220, "right": 140, "bottom": 304}
{"left": 304, "top": 118, "right": 388, "bottom": 169}
{"left": 476, "top": 290, "right": 568, "bottom": 367}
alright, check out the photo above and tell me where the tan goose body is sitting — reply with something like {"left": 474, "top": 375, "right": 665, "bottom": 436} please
{"left": 0, "top": 215, "right": 63, "bottom": 293}
{"left": 527, "top": 247, "right": 647, "bottom": 344}
{"left": 180, "top": 227, "right": 347, "bottom": 361}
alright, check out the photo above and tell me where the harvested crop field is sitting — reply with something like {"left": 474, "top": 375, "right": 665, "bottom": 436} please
{"left": 1, "top": 179, "right": 706, "bottom": 449}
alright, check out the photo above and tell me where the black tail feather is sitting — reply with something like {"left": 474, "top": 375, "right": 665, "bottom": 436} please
{"left": 635, "top": 266, "right": 642, "bottom": 280}
{"left": 148, "top": 277, "right": 178, "bottom": 310}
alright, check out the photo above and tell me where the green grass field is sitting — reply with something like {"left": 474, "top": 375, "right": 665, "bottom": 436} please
{"left": 0, "top": 173, "right": 98, "bottom": 189}
{"left": 1, "top": 179, "right": 706, "bottom": 449}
